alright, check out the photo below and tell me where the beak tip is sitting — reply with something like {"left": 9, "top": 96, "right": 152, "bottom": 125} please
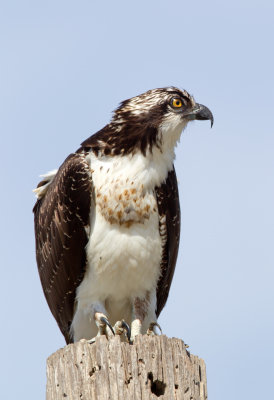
{"left": 194, "top": 103, "right": 214, "bottom": 128}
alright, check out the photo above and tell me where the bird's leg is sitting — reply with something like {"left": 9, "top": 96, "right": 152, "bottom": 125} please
{"left": 131, "top": 291, "right": 156, "bottom": 342}
{"left": 131, "top": 298, "right": 146, "bottom": 341}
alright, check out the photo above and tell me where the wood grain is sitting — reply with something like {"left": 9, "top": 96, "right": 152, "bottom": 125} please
{"left": 46, "top": 335, "right": 207, "bottom": 400}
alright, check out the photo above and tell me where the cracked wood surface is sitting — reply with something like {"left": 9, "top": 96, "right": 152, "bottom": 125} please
{"left": 46, "top": 335, "right": 207, "bottom": 400}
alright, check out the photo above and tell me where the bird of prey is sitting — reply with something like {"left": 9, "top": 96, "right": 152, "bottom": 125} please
{"left": 33, "top": 87, "right": 213, "bottom": 344}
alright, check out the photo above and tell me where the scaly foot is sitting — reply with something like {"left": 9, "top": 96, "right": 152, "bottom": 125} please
{"left": 113, "top": 320, "right": 131, "bottom": 342}
{"left": 88, "top": 312, "right": 114, "bottom": 344}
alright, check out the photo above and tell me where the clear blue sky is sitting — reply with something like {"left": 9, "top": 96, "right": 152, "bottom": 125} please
{"left": 1, "top": 1, "right": 273, "bottom": 398}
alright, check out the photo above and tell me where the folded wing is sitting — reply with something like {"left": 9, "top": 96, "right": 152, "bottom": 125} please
{"left": 33, "top": 152, "right": 93, "bottom": 343}
{"left": 155, "top": 167, "right": 181, "bottom": 317}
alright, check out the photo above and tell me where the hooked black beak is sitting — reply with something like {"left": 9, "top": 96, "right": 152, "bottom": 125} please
{"left": 185, "top": 103, "right": 214, "bottom": 127}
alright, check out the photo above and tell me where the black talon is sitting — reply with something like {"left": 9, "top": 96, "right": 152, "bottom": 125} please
{"left": 148, "top": 322, "right": 163, "bottom": 334}
{"left": 100, "top": 316, "right": 115, "bottom": 336}
{"left": 121, "top": 320, "right": 131, "bottom": 342}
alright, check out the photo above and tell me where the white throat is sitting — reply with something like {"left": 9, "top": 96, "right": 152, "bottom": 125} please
{"left": 86, "top": 119, "right": 186, "bottom": 190}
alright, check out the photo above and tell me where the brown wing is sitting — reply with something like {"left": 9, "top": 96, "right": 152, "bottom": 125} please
{"left": 33, "top": 152, "right": 93, "bottom": 343}
{"left": 155, "top": 167, "right": 180, "bottom": 317}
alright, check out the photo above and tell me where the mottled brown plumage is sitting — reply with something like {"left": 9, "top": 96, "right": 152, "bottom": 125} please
{"left": 33, "top": 153, "right": 93, "bottom": 342}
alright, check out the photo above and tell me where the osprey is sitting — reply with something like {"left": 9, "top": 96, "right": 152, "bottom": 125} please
{"left": 33, "top": 87, "right": 213, "bottom": 344}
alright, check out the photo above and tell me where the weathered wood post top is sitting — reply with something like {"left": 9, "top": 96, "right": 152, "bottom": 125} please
{"left": 47, "top": 335, "right": 207, "bottom": 400}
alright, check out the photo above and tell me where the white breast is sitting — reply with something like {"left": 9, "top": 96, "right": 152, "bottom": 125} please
{"left": 83, "top": 211, "right": 162, "bottom": 300}
{"left": 77, "top": 151, "right": 168, "bottom": 303}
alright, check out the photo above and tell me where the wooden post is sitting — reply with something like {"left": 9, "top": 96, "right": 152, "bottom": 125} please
{"left": 46, "top": 335, "right": 207, "bottom": 400}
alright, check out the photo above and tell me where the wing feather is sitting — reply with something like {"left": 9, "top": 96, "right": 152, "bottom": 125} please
{"left": 155, "top": 167, "right": 180, "bottom": 317}
{"left": 33, "top": 152, "right": 93, "bottom": 343}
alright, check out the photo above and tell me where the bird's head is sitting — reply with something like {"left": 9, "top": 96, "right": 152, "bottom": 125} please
{"left": 82, "top": 87, "right": 213, "bottom": 156}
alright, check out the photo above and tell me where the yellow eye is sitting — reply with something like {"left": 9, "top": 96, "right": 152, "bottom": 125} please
{"left": 171, "top": 98, "right": 183, "bottom": 108}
